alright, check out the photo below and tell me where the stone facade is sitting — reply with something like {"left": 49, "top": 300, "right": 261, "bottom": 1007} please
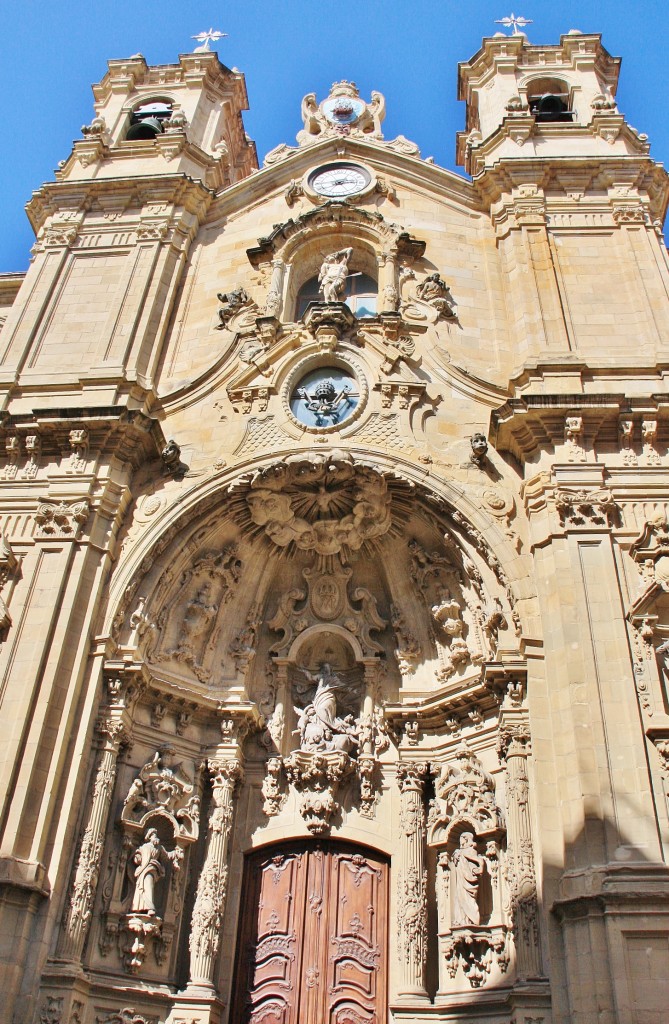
{"left": 0, "top": 29, "right": 668, "bottom": 1024}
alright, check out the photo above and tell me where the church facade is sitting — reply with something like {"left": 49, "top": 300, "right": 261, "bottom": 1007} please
{"left": 1, "top": 28, "right": 669, "bottom": 1024}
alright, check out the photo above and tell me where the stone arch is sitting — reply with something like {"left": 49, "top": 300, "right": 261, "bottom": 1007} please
{"left": 103, "top": 447, "right": 532, "bottom": 648}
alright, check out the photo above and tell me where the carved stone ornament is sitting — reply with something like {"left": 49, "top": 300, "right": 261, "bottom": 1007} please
{"left": 96, "top": 1011, "right": 157, "bottom": 1024}
{"left": 283, "top": 749, "right": 354, "bottom": 834}
{"left": 397, "top": 864, "right": 428, "bottom": 968}
{"left": 35, "top": 499, "right": 89, "bottom": 539}
{"left": 564, "top": 413, "right": 586, "bottom": 462}
{"left": 263, "top": 81, "right": 421, "bottom": 165}
{"left": 262, "top": 756, "right": 285, "bottom": 815}
{"left": 415, "top": 272, "right": 457, "bottom": 319}
{"left": 318, "top": 247, "right": 352, "bottom": 302}
{"left": 429, "top": 745, "right": 504, "bottom": 842}
{"left": 121, "top": 746, "right": 199, "bottom": 840}
{"left": 68, "top": 427, "right": 89, "bottom": 472}
{"left": 216, "top": 286, "right": 258, "bottom": 331}
{"left": 631, "top": 516, "right": 669, "bottom": 591}
{"left": 391, "top": 603, "right": 421, "bottom": 677}
{"left": 161, "top": 438, "right": 185, "bottom": 479}
{"left": 3, "top": 435, "right": 20, "bottom": 479}
{"left": 81, "top": 113, "right": 108, "bottom": 137}
{"left": 151, "top": 546, "right": 242, "bottom": 682}
{"left": 39, "top": 996, "right": 63, "bottom": 1024}
{"left": 554, "top": 488, "right": 618, "bottom": 528}
{"left": 294, "top": 663, "right": 360, "bottom": 755}
{"left": 442, "top": 927, "right": 510, "bottom": 988}
{"left": 0, "top": 535, "right": 19, "bottom": 638}
{"left": 470, "top": 433, "right": 488, "bottom": 466}
{"left": 246, "top": 451, "right": 391, "bottom": 557}
{"left": 95, "top": 747, "right": 200, "bottom": 973}
{"left": 269, "top": 561, "right": 386, "bottom": 658}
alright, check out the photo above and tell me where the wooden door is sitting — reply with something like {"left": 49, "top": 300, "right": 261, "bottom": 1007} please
{"left": 230, "top": 841, "right": 388, "bottom": 1024}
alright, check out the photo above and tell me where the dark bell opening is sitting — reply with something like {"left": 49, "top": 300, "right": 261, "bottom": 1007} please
{"left": 125, "top": 101, "right": 172, "bottom": 141}
{"left": 126, "top": 116, "right": 165, "bottom": 141}
{"left": 530, "top": 94, "right": 573, "bottom": 123}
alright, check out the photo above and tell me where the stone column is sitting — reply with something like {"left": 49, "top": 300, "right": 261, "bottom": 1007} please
{"left": 57, "top": 678, "right": 132, "bottom": 961}
{"left": 187, "top": 757, "right": 243, "bottom": 989}
{"left": 377, "top": 251, "right": 399, "bottom": 311}
{"left": 395, "top": 761, "right": 429, "bottom": 1002}
{"left": 498, "top": 723, "right": 542, "bottom": 980}
{"left": 265, "top": 257, "right": 285, "bottom": 318}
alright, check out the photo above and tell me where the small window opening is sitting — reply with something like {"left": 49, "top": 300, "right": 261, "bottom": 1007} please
{"left": 528, "top": 92, "right": 573, "bottom": 124}
{"left": 296, "top": 271, "right": 377, "bottom": 320}
{"left": 126, "top": 101, "right": 173, "bottom": 141}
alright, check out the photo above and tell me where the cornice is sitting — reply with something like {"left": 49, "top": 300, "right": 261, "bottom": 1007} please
{"left": 0, "top": 407, "right": 165, "bottom": 468}
{"left": 492, "top": 392, "right": 669, "bottom": 465}
{"left": 92, "top": 51, "right": 249, "bottom": 107}
{"left": 472, "top": 154, "right": 669, "bottom": 222}
{"left": 0, "top": 274, "right": 25, "bottom": 306}
{"left": 26, "top": 173, "right": 214, "bottom": 235}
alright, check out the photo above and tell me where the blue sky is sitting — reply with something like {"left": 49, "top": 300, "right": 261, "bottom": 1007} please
{"left": 0, "top": 0, "right": 667, "bottom": 271}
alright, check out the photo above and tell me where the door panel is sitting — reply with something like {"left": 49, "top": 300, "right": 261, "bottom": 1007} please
{"left": 231, "top": 842, "right": 388, "bottom": 1024}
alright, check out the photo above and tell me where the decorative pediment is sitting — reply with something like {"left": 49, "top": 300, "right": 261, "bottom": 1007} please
{"left": 246, "top": 202, "right": 425, "bottom": 267}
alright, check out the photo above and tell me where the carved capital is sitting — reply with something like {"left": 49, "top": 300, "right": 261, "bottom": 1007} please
{"left": 396, "top": 760, "right": 428, "bottom": 793}
{"left": 208, "top": 757, "right": 244, "bottom": 792}
{"left": 497, "top": 723, "right": 531, "bottom": 761}
{"left": 554, "top": 488, "right": 618, "bottom": 529}
{"left": 35, "top": 499, "right": 89, "bottom": 539}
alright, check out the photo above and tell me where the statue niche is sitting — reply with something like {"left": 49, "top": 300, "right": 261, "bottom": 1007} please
{"left": 144, "top": 547, "right": 242, "bottom": 685}
{"left": 428, "top": 745, "right": 509, "bottom": 992}
{"left": 99, "top": 746, "right": 200, "bottom": 975}
{"left": 294, "top": 662, "right": 359, "bottom": 755}
{"left": 283, "top": 641, "right": 364, "bottom": 836}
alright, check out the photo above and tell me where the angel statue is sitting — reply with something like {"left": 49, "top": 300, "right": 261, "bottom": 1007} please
{"left": 294, "top": 662, "right": 358, "bottom": 754}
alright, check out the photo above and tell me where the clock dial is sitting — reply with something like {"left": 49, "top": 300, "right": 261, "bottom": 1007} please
{"left": 309, "top": 163, "right": 371, "bottom": 198}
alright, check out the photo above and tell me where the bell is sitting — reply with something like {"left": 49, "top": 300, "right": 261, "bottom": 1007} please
{"left": 535, "top": 94, "right": 571, "bottom": 122}
{"left": 126, "top": 116, "right": 164, "bottom": 141}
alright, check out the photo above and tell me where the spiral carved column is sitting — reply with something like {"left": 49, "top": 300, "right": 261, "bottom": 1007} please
{"left": 395, "top": 761, "right": 429, "bottom": 1002}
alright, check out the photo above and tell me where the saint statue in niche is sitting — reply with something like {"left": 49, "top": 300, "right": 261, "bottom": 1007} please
{"left": 129, "top": 828, "right": 166, "bottom": 916}
{"left": 451, "top": 831, "right": 486, "bottom": 927}
{"left": 172, "top": 581, "right": 217, "bottom": 663}
{"left": 294, "top": 662, "right": 359, "bottom": 754}
{"left": 318, "top": 247, "right": 353, "bottom": 302}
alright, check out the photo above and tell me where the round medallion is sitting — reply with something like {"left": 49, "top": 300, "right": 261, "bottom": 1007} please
{"left": 321, "top": 96, "right": 366, "bottom": 125}
{"left": 308, "top": 162, "right": 371, "bottom": 198}
{"left": 290, "top": 367, "right": 359, "bottom": 429}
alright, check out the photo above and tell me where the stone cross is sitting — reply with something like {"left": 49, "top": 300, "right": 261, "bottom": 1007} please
{"left": 494, "top": 13, "right": 533, "bottom": 35}
{"left": 191, "top": 28, "right": 227, "bottom": 52}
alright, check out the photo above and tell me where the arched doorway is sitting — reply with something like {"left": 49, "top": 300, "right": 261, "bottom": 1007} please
{"left": 230, "top": 840, "right": 389, "bottom": 1024}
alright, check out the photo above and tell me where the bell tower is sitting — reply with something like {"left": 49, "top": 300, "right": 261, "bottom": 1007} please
{"left": 456, "top": 30, "right": 645, "bottom": 175}
{"left": 59, "top": 49, "right": 257, "bottom": 189}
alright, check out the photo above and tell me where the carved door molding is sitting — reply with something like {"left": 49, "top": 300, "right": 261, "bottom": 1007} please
{"left": 231, "top": 840, "right": 388, "bottom": 1024}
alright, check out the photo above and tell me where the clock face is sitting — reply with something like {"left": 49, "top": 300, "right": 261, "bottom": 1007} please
{"left": 308, "top": 163, "right": 371, "bottom": 198}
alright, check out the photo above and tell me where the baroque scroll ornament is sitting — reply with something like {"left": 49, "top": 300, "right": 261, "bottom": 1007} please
{"left": 430, "top": 745, "right": 503, "bottom": 839}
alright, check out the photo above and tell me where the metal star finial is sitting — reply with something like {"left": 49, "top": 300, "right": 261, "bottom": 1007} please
{"left": 495, "top": 13, "right": 533, "bottom": 35}
{"left": 191, "top": 28, "right": 228, "bottom": 52}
